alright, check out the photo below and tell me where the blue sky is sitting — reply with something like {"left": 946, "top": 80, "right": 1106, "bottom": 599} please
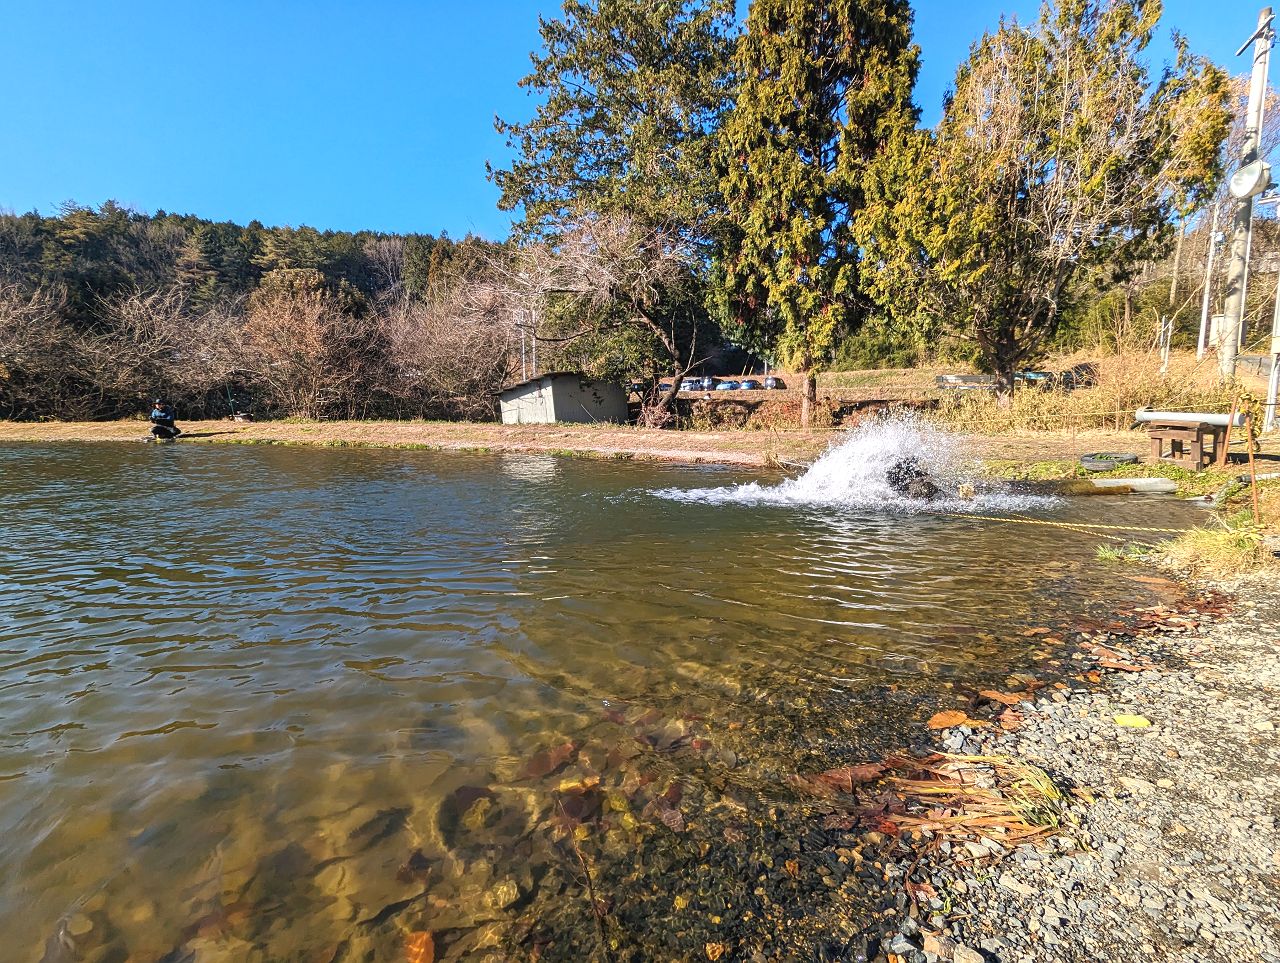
{"left": 0, "top": 1, "right": 1256, "bottom": 239}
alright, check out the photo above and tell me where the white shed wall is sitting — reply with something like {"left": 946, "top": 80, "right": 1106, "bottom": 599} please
{"left": 499, "top": 381, "right": 556, "bottom": 424}
{"left": 549, "top": 378, "right": 628, "bottom": 424}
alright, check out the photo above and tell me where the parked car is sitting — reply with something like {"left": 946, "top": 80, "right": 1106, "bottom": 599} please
{"left": 763, "top": 376, "right": 783, "bottom": 389}
{"left": 715, "top": 380, "right": 740, "bottom": 390}
{"left": 699, "top": 376, "right": 716, "bottom": 391}
{"left": 739, "top": 379, "right": 761, "bottom": 390}
{"left": 680, "top": 378, "right": 701, "bottom": 392}
{"left": 658, "top": 382, "right": 672, "bottom": 392}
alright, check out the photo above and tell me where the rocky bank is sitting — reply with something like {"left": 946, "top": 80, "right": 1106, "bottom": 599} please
{"left": 874, "top": 581, "right": 1280, "bottom": 963}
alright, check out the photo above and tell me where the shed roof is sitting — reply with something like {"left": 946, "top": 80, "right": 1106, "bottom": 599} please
{"left": 498, "top": 371, "right": 587, "bottom": 396}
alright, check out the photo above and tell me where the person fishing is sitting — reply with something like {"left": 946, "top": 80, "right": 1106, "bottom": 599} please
{"left": 149, "top": 399, "right": 181, "bottom": 441}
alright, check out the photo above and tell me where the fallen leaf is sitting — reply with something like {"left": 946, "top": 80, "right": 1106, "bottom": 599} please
{"left": 1126, "top": 575, "right": 1180, "bottom": 589}
{"left": 522, "top": 742, "right": 577, "bottom": 779}
{"left": 906, "top": 880, "right": 937, "bottom": 901}
{"left": 1021, "top": 627, "right": 1052, "bottom": 636}
{"left": 926, "top": 710, "right": 969, "bottom": 729}
{"left": 784, "top": 859, "right": 800, "bottom": 878}
{"left": 1113, "top": 714, "right": 1151, "bottom": 728}
{"left": 979, "top": 690, "right": 1025, "bottom": 706}
{"left": 1098, "top": 659, "right": 1149, "bottom": 672}
{"left": 705, "top": 942, "right": 726, "bottom": 960}
{"left": 814, "top": 763, "right": 887, "bottom": 793}
{"left": 405, "top": 931, "right": 434, "bottom": 963}
{"left": 998, "top": 708, "right": 1022, "bottom": 730}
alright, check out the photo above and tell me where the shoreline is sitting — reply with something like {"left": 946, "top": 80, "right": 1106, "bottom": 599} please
{"left": 0, "top": 418, "right": 1192, "bottom": 473}
{"left": 847, "top": 574, "right": 1280, "bottom": 963}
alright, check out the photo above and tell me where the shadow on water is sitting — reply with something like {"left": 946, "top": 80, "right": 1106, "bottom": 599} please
{"left": 0, "top": 430, "right": 1205, "bottom": 961}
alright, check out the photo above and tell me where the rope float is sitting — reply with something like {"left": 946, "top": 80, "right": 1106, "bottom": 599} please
{"left": 922, "top": 508, "right": 1185, "bottom": 536}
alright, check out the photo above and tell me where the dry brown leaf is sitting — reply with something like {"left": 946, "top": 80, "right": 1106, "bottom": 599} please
{"left": 1126, "top": 575, "right": 1180, "bottom": 589}
{"left": 926, "top": 710, "right": 969, "bottom": 729}
{"left": 998, "top": 708, "right": 1022, "bottom": 730}
{"left": 705, "top": 942, "right": 726, "bottom": 961}
{"left": 522, "top": 741, "right": 577, "bottom": 779}
{"left": 979, "top": 690, "right": 1025, "bottom": 706}
{"left": 405, "top": 931, "right": 434, "bottom": 963}
{"left": 814, "top": 762, "right": 887, "bottom": 793}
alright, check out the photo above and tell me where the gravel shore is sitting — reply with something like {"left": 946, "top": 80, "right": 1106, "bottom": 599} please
{"left": 876, "top": 580, "right": 1280, "bottom": 963}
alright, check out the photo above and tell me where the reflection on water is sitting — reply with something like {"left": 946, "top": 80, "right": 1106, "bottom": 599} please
{"left": 0, "top": 443, "right": 1200, "bottom": 960}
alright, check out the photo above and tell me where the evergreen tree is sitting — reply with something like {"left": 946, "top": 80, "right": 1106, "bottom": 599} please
{"left": 858, "top": 0, "right": 1229, "bottom": 393}
{"left": 176, "top": 226, "right": 219, "bottom": 305}
{"left": 717, "top": 0, "right": 918, "bottom": 425}
{"left": 491, "top": 0, "right": 736, "bottom": 240}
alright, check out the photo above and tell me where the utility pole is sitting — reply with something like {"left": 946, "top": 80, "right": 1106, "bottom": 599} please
{"left": 1221, "top": 7, "right": 1276, "bottom": 381}
{"left": 1197, "top": 205, "right": 1222, "bottom": 360}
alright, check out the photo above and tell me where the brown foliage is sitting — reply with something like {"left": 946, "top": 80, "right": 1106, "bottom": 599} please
{"left": 240, "top": 270, "right": 387, "bottom": 419}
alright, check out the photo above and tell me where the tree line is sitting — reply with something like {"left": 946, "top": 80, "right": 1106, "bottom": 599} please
{"left": 0, "top": 203, "right": 510, "bottom": 420}
{"left": 1, "top": 0, "right": 1243, "bottom": 425}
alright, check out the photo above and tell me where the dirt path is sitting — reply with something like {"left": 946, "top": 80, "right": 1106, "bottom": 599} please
{"left": 0, "top": 419, "right": 1203, "bottom": 470}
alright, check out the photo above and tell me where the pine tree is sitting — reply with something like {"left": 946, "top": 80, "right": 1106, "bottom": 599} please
{"left": 176, "top": 226, "right": 219, "bottom": 305}
{"left": 717, "top": 0, "right": 917, "bottom": 426}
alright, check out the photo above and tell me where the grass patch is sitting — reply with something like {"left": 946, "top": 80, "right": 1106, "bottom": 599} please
{"left": 981, "top": 457, "right": 1238, "bottom": 497}
{"left": 1096, "top": 543, "right": 1151, "bottom": 563}
{"left": 930, "top": 351, "right": 1245, "bottom": 434}
{"left": 1155, "top": 521, "right": 1275, "bottom": 578}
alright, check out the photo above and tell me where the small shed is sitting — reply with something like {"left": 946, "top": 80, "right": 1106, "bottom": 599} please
{"left": 498, "top": 372, "right": 629, "bottom": 425}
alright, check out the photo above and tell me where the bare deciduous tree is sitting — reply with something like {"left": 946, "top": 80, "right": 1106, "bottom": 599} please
{"left": 381, "top": 281, "right": 514, "bottom": 419}
{"left": 0, "top": 283, "right": 86, "bottom": 419}
{"left": 488, "top": 214, "right": 704, "bottom": 422}
{"left": 240, "top": 270, "right": 386, "bottom": 419}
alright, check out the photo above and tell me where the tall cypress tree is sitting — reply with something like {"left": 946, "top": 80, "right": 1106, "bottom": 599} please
{"left": 718, "top": 0, "right": 917, "bottom": 425}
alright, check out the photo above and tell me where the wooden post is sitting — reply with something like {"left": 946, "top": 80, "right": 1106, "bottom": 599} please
{"left": 1218, "top": 397, "right": 1240, "bottom": 469}
{"left": 1246, "top": 413, "right": 1262, "bottom": 525}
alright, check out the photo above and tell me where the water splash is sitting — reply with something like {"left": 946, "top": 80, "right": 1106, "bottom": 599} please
{"left": 653, "top": 414, "right": 1055, "bottom": 512}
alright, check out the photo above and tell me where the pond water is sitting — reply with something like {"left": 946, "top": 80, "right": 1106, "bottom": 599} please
{"left": 0, "top": 434, "right": 1203, "bottom": 961}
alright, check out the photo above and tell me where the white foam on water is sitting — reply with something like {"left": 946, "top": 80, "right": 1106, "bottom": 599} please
{"left": 652, "top": 414, "right": 1056, "bottom": 513}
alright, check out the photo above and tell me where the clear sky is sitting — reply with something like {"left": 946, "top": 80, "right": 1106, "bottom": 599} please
{"left": 0, "top": 0, "right": 1259, "bottom": 239}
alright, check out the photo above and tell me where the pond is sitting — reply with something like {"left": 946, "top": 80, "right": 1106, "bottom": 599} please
{"left": 0, "top": 432, "right": 1203, "bottom": 961}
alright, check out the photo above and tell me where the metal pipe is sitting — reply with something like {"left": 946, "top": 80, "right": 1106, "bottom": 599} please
{"left": 1134, "top": 409, "right": 1246, "bottom": 427}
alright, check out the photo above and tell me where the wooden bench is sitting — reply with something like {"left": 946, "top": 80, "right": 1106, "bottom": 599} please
{"left": 1148, "top": 421, "right": 1225, "bottom": 470}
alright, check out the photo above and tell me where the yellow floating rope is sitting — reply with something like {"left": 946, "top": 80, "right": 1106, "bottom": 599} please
{"left": 924, "top": 509, "right": 1184, "bottom": 536}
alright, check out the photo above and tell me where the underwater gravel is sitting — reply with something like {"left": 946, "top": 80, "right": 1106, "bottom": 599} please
{"left": 877, "top": 581, "right": 1280, "bottom": 963}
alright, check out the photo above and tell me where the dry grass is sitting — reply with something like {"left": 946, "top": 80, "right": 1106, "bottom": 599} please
{"left": 1155, "top": 506, "right": 1279, "bottom": 579}
{"left": 885, "top": 754, "right": 1067, "bottom": 845}
{"left": 930, "top": 351, "right": 1254, "bottom": 434}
